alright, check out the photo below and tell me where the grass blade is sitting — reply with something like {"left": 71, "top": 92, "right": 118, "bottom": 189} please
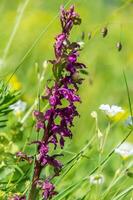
{"left": 111, "top": 185, "right": 133, "bottom": 200}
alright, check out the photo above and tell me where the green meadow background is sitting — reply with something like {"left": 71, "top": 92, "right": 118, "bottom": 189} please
{"left": 0, "top": 0, "right": 133, "bottom": 199}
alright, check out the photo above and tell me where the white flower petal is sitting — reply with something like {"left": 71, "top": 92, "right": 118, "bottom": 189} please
{"left": 115, "top": 142, "right": 133, "bottom": 158}
{"left": 99, "top": 104, "right": 124, "bottom": 117}
{"left": 9, "top": 100, "right": 27, "bottom": 115}
{"left": 90, "top": 174, "right": 104, "bottom": 185}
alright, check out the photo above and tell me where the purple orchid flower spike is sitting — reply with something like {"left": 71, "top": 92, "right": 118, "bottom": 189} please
{"left": 13, "top": 5, "right": 86, "bottom": 200}
{"left": 29, "top": 5, "right": 85, "bottom": 200}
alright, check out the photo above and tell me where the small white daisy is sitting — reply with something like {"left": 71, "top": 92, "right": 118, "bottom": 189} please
{"left": 99, "top": 104, "right": 124, "bottom": 117}
{"left": 90, "top": 174, "right": 104, "bottom": 185}
{"left": 115, "top": 142, "right": 133, "bottom": 159}
{"left": 9, "top": 100, "right": 27, "bottom": 116}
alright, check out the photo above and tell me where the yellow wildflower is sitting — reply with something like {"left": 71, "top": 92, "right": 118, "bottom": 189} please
{"left": 6, "top": 75, "right": 22, "bottom": 91}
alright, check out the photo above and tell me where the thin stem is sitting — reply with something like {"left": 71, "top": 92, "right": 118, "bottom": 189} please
{"left": 102, "top": 161, "right": 133, "bottom": 199}
{"left": 2, "top": 0, "right": 30, "bottom": 64}
{"left": 89, "top": 129, "right": 132, "bottom": 176}
{"left": 28, "top": 161, "right": 42, "bottom": 200}
{"left": 123, "top": 70, "right": 133, "bottom": 121}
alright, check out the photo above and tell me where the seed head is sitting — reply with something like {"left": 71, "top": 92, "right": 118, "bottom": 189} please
{"left": 101, "top": 27, "right": 108, "bottom": 38}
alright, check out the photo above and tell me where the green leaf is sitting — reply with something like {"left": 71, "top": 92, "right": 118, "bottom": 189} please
{"left": 0, "top": 81, "right": 20, "bottom": 128}
{"left": 0, "top": 167, "right": 14, "bottom": 181}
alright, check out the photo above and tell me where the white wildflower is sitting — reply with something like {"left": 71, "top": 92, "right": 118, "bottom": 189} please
{"left": 9, "top": 100, "right": 27, "bottom": 116}
{"left": 115, "top": 142, "right": 133, "bottom": 159}
{"left": 90, "top": 174, "right": 104, "bottom": 185}
{"left": 99, "top": 104, "right": 124, "bottom": 117}
{"left": 125, "top": 116, "right": 133, "bottom": 127}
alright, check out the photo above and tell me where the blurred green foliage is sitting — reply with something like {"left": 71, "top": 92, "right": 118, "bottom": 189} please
{"left": 0, "top": 0, "right": 133, "bottom": 199}
{"left": 0, "top": 81, "right": 19, "bottom": 128}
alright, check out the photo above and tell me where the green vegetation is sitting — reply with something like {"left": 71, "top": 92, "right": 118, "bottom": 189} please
{"left": 0, "top": 0, "right": 133, "bottom": 199}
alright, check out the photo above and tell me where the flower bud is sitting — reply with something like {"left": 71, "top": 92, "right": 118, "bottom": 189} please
{"left": 116, "top": 42, "right": 122, "bottom": 51}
